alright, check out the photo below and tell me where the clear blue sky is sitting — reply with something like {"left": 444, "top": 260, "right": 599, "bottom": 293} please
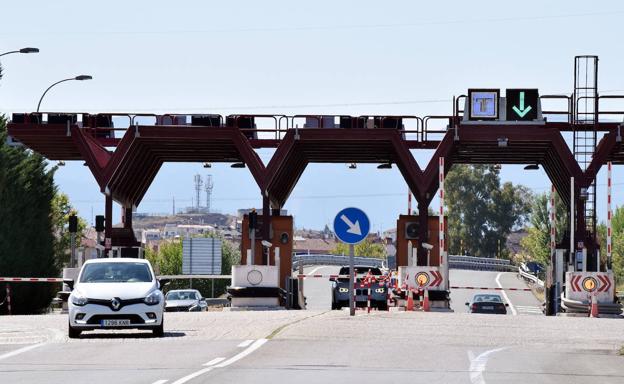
{"left": 2, "top": 1, "right": 624, "bottom": 231}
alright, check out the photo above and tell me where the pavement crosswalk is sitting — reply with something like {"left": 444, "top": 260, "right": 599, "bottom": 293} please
{"left": 516, "top": 305, "right": 543, "bottom": 315}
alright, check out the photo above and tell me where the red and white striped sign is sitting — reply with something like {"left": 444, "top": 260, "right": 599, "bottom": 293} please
{"left": 607, "top": 162, "right": 612, "bottom": 267}
{"left": 0, "top": 277, "right": 64, "bottom": 283}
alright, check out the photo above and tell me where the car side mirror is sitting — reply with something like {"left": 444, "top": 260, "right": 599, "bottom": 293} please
{"left": 465, "top": 302, "right": 470, "bottom": 306}
{"left": 63, "top": 278, "right": 74, "bottom": 291}
{"left": 505, "top": 303, "right": 509, "bottom": 307}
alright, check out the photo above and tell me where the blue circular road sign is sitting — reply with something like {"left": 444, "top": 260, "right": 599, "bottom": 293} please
{"left": 333, "top": 207, "right": 370, "bottom": 245}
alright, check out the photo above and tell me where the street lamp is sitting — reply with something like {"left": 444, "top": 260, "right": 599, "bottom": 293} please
{"left": 37, "top": 75, "right": 93, "bottom": 112}
{"left": 0, "top": 47, "right": 40, "bottom": 57}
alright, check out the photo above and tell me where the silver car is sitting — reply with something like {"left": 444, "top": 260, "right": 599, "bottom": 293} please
{"left": 164, "top": 289, "right": 207, "bottom": 312}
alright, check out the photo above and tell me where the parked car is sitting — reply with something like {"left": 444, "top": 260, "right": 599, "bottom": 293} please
{"left": 67, "top": 258, "right": 165, "bottom": 338}
{"left": 331, "top": 266, "right": 388, "bottom": 310}
{"left": 165, "top": 289, "right": 207, "bottom": 312}
{"left": 465, "top": 294, "right": 508, "bottom": 314}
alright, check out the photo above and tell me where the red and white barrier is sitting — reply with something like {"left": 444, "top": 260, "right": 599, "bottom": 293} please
{"left": 607, "top": 161, "right": 612, "bottom": 271}
{"left": 450, "top": 286, "right": 532, "bottom": 291}
{"left": 550, "top": 185, "right": 556, "bottom": 259}
{"left": 0, "top": 277, "right": 63, "bottom": 282}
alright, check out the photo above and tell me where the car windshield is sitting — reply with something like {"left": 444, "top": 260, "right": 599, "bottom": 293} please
{"left": 474, "top": 295, "right": 503, "bottom": 303}
{"left": 166, "top": 291, "right": 198, "bottom": 300}
{"left": 79, "top": 262, "right": 153, "bottom": 283}
{"left": 338, "top": 267, "right": 382, "bottom": 276}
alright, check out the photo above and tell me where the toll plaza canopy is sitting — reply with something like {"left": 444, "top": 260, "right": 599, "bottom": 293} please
{"left": 6, "top": 66, "right": 624, "bottom": 265}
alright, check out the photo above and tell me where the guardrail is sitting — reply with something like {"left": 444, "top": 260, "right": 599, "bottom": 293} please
{"left": 518, "top": 264, "right": 545, "bottom": 287}
{"left": 292, "top": 254, "right": 384, "bottom": 269}
{"left": 448, "top": 255, "right": 517, "bottom": 272}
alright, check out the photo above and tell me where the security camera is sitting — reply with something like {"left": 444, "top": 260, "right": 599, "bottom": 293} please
{"left": 421, "top": 242, "right": 434, "bottom": 250}
{"left": 261, "top": 240, "right": 272, "bottom": 248}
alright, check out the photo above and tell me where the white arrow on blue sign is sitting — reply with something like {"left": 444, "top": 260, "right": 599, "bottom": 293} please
{"left": 333, "top": 207, "right": 370, "bottom": 245}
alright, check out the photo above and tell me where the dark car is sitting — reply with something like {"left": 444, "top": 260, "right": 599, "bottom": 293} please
{"left": 465, "top": 294, "right": 508, "bottom": 314}
{"left": 331, "top": 266, "right": 388, "bottom": 311}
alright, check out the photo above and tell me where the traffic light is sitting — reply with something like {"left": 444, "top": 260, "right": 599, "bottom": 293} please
{"left": 68, "top": 215, "right": 78, "bottom": 233}
{"left": 95, "top": 215, "right": 105, "bottom": 232}
{"left": 249, "top": 209, "right": 257, "bottom": 229}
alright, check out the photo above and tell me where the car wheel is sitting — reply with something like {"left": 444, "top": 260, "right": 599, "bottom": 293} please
{"left": 68, "top": 323, "right": 81, "bottom": 339}
{"left": 152, "top": 319, "right": 164, "bottom": 338}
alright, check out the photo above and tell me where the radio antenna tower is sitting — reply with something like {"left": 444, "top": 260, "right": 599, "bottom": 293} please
{"left": 205, "top": 175, "right": 214, "bottom": 213}
{"left": 193, "top": 174, "right": 203, "bottom": 210}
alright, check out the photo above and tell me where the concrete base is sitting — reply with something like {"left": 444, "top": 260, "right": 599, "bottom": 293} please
{"left": 231, "top": 297, "right": 280, "bottom": 308}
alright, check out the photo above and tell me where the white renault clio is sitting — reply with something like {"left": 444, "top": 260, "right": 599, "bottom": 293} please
{"left": 67, "top": 258, "right": 165, "bottom": 338}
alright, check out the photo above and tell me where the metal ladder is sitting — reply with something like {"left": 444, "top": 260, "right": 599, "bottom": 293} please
{"left": 573, "top": 55, "right": 598, "bottom": 237}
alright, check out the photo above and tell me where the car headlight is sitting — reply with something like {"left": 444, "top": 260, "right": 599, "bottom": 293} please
{"left": 144, "top": 290, "right": 161, "bottom": 305}
{"left": 71, "top": 292, "right": 88, "bottom": 306}
{"left": 375, "top": 288, "right": 386, "bottom": 293}
{"left": 338, "top": 287, "right": 349, "bottom": 293}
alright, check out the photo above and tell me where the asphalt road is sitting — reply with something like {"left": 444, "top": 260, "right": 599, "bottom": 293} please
{"left": 1, "top": 269, "right": 623, "bottom": 384}
{"left": 302, "top": 266, "right": 543, "bottom": 315}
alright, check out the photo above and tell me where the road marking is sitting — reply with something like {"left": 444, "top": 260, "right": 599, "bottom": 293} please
{"left": 151, "top": 380, "right": 168, "bottom": 384}
{"left": 203, "top": 357, "right": 226, "bottom": 366}
{"left": 0, "top": 342, "right": 45, "bottom": 361}
{"left": 237, "top": 339, "right": 254, "bottom": 348}
{"left": 468, "top": 347, "right": 508, "bottom": 384}
{"left": 495, "top": 272, "right": 517, "bottom": 316}
{"left": 306, "top": 266, "right": 328, "bottom": 276}
{"left": 215, "top": 338, "right": 267, "bottom": 367}
{"left": 171, "top": 367, "right": 214, "bottom": 384}
{"left": 516, "top": 305, "right": 542, "bottom": 314}
{"left": 171, "top": 339, "right": 268, "bottom": 384}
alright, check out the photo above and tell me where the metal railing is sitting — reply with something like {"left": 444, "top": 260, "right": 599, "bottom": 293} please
{"left": 448, "top": 255, "right": 517, "bottom": 272}
{"left": 291, "top": 254, "right": 384, "bottom": 269}
{"left": 518, "top": 263, "right": 545, "bottom": 287}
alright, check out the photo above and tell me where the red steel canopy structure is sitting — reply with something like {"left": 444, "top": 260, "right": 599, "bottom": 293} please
{"left": 6, "top": 56, "right": 624, "bottom": 268}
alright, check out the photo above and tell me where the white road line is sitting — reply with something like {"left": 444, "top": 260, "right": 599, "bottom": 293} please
{"left": 0, "top": 343, "right": 45, "bottom": 362}
{"left": 215, "top": 338, "right": 268, "bottom": 368}
{"left": 306, "top": 266, "right": 328, "bottom": 276}
{"left": 203, "top": 357, "right": 226, "bottom": 366}
{"left": 237, "top": 339, "right": 254, "bottom": 348}
{"left": 495, "top": 272, "right": 517, "bottom": 316}
{"left": 171, "top": 339, "right": 268, "bottom": 384}
{"left": 171, "top": 367, "right": 214, "bottom": 384}
{"left": 468, "top": 347, "right": 508, "bottom": 384}
{"left": 151, "top": 380, "right": 168, "bottom": 384}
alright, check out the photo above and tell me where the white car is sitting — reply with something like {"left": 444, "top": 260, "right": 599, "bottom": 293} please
{"left": 67, "top": 258, "right": 165, "bottom": 338}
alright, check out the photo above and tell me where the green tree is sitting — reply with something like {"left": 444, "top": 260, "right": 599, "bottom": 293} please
{"left": 51, "top": 193, "right": 86, "bottom": 269}
{"left": 331, "top": 238, "right": 386, "bottom": 258}
{"left": 520, "top": 192, "right": 569, "bottom": 266}
{"left": 445, "top": 165, "right": 532, "bottom": 257}
{"left": 0, "top": 116, "right": 59, "bottom": 314}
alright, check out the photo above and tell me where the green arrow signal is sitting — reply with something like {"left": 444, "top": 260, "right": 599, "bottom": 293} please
{"left": 512, "top": 91, "right": 532, "bottom": 118}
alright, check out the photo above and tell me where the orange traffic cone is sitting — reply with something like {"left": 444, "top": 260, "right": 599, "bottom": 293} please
{"left": 406, "top": 288, "right": 414, "bottom": 311}
{"left": 423, "top": 289, "right": 430, "bottom": 312}
{"left": 589, "top": 294, "right": 599, "bottom": 318}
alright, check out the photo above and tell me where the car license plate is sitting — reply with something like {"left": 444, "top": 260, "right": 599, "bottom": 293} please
{"left": 481, "top": 306, "right": 494, "bottom": 310}
{"left": 101, "top": 319, "right": 131, "bottom": 327}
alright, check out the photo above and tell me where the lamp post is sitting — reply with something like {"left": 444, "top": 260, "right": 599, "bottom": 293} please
{"left": 0, "top": 47, "right": 40, "bottom": 57}
{"left": 37, "top": 75, "right": 93, "bottom": 112}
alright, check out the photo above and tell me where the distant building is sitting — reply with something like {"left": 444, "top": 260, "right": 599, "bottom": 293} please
{"left": 294, "top": 237, "right": 338, "bottom": 254}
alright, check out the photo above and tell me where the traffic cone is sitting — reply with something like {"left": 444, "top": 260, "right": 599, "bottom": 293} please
{"left": 589, "top": 294, "right": 599, "bottom": 318}
{"left": 423, "top": 289, "right": 430, "bottom": 312}
{"left": 406, "top": 288, "right": 414, "bottom": 311}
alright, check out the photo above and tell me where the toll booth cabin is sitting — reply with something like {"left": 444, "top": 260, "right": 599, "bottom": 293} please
{"left": 239, "top": 214, "right": 293, "bottom": 289}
